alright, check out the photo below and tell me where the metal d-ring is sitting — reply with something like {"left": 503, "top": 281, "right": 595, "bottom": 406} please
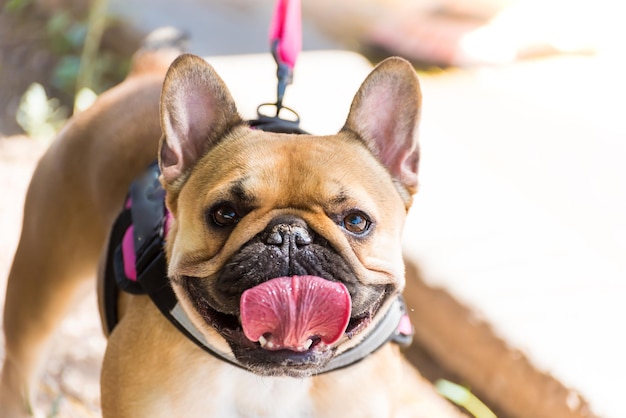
{"left": 249, "top": 103, "right": 307, "bottom": 134}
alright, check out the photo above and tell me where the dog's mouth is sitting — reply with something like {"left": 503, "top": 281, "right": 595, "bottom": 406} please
{"left": 184, "top": 276, "right": 385, "bottom": 376}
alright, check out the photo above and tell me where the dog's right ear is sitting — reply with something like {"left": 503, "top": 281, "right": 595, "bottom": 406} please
{"left": 159, "top": 53, "right": 243, "bottom": 186}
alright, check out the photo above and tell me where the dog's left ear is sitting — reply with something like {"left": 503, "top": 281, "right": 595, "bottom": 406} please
{"left": 159, "top": 53, "right": 243, "bottom": 186}
{"left": 342, "top": 57, "right": 421, "bottom": 197}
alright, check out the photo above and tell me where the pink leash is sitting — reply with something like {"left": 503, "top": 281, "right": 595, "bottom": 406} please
{"left": 269, "top": 0, "right": 302, "bottom": 113}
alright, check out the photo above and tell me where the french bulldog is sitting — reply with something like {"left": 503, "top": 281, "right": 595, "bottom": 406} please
{"left": 0, "top": 42, "right": 462, "bottom": 417}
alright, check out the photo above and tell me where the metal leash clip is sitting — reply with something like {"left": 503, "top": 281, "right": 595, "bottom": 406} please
{"left": 250, "top": 0, "right": 306, "bottom": 134}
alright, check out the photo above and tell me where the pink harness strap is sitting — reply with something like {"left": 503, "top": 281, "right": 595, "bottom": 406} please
{"left": 122, "top": 226, "right": 137, "bottom": 281}
{"left": 122, "top": 197, "right": 138, "bottom": 281}
{"left": 121, "top": 197, "right": 173, "bottom": 283}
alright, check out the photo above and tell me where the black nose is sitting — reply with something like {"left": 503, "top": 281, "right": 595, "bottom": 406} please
{"left": 264, "top": 216, "right": 312, "bottom": 247}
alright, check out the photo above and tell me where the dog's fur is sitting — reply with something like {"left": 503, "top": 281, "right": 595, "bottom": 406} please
{"left": 0, "top": 44, "right": 455, "bottom": 417}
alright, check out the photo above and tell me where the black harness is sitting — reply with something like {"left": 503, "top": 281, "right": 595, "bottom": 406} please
{"left": 102, "top": 115, "right": 413, "bottom": 374}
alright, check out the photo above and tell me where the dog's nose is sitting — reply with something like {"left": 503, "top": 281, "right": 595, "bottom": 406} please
{"left": 265, "top": 216, "right": 312, "bottom": 247}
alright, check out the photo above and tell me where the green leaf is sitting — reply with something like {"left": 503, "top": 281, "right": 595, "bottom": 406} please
{"left": 436, "top": 379, "right": 497, "bottom": 418}
{"left": 51, "top": 55, "right": 81, "bottom": 91}
{"left": 16, "top": 83, "right": 67, "bottom": 139}
{"left": 4, "top": 0, "right": 33, "bottom": 13}
{"left": 74, "top": 87, "right": 98, "bottom": 113}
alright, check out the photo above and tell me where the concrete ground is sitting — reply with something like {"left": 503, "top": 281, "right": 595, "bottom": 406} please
{"left": 403, "top": 53, "right": 626, "bottom": 418}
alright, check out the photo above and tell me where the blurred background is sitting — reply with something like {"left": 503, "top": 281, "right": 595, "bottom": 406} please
{"left": 1, "top": 0, "right": 622, "bottom": 135}
{"left": 1, "top": 0, "right": 625, "bottom": 417}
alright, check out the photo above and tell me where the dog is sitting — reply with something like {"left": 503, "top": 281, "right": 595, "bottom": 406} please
{"left": 0, "top": 39, "right": 459, "bottom": 417}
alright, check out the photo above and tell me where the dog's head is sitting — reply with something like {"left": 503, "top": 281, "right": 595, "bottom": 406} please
{"left": 158, "top": 54, "right": 421, "bottom": 377}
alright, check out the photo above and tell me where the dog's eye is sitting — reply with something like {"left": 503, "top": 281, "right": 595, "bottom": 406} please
{"left": 342, "top": 212, "right": 370, "bottom": 234}
{"left": 210, "top": 204, "right": 240, "bottom": 227}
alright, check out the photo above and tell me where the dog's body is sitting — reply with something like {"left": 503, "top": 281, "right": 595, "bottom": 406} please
{"left": 0, "top": 44, "right": 458, "bottom": 417}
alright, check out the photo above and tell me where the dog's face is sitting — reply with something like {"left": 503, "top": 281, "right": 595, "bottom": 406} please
{"left": 157, "top": 54, "right": 421, "bottom": 377}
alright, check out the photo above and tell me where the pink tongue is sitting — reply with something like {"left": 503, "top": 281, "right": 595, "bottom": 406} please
{"left": 240, "top": 276, "right": 351, "bottom": 352}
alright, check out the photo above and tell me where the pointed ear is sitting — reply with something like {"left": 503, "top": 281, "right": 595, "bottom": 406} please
{"left": 342, "top": 57, "right": 421, "bottom": 196}
{"left": 159, "top": 53, "right": 243, "bottom": 186}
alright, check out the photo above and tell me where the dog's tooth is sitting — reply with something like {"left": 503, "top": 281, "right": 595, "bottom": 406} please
{"left": 259, "top": 335, "right": 268, "bottom": 348}
{"left": 303, "top": 338, "right": 313, "bottom": 350}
